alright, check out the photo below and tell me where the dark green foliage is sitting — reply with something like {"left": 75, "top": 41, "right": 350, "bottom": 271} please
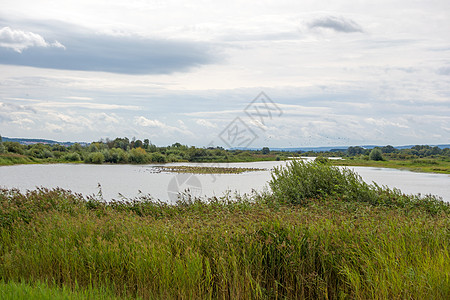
{"left": 63, "top": 152, "right": 81, "bottom": 162}
{"left": 270, "top": 160, "right": 448, "bottom": 214}
{"left": 1, "top": 137, "right": 449, "bottom": 167}
{"left": 150, "top": 152, "right": 166, "bottom": 163}
{"left": 128, "top": 148, "right": 149, "bottom": 164}
{"left": 85, "top": 152, "right": 105, "bottom": 164}
{"left": 270, "top": 160, "right": 376, "bottom": 205}
{"left": 347, "top": 146, "right": 365, "bottom": 156}
{"left": 381, "top": 145, "right": 396, "bottom": 153}
{"left": 369, "top": 148, "right": 383, "bottom": 161}
{"left": 314, "top": 156, "right": 329, "bottom": 164}
{"left": 3, "top": 142, "right": 25, "bottom": 155}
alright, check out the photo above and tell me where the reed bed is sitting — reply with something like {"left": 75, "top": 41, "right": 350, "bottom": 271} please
{"left": 0, "top": 161, "right": 448, "bottom": 299}
{"left": 154, "top": 165, "right": 266, "bottom": 174}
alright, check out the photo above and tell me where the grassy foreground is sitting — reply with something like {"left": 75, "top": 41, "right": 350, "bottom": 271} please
{"left": 0, "top": 161, "right": 449, "bottom": 299}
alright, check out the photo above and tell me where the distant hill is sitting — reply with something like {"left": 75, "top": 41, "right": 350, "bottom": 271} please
{"left": 232, "top": 144, "right": 450, "bottom": 152}
{"left": 1, "top": 136, "right": 448, "bottom": 151}
{"left": 1, "top": 137, "right": 89, "bottom": 147}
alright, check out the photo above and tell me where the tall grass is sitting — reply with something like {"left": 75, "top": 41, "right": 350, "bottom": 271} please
{"left": 0, "top": 280, "right": 126, "bottom": 300}
{"left": 270, "top": 159, "right": 448, "bottom": 214}
{"left": 0, "top": 161, "right": 449, "bottom": 299}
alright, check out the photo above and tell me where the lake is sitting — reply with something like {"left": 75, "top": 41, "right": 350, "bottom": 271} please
{"left": 0, "top": 161, "right": 449, "bottom": 202}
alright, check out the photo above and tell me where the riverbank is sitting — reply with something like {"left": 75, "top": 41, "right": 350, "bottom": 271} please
{"left": 2, "top": 152, "right": 450, "bottom": 177}
{"left": 330, "top": 157, "right": 450, "bottom": 174}
{"left": 1, "top": 161, "right": 448, "bottom": 299}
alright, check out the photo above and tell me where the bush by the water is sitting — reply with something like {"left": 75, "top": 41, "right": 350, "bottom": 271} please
{"left": 0, "top": 162, "right": 449, "bottom": 299}
{"left": 270, "top": 160, "right": 446, "bottom": 214}
{"left": 369, "top": 148, "right": 383, "bottom": 161}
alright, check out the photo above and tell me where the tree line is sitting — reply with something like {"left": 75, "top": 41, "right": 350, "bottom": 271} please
{"left": 0, "top": 135, "right": 449, "bottom": 164}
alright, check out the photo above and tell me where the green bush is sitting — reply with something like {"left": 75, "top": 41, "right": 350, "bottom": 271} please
{"left": 63, "top": 152, "right": 81, "bottom": 162}
{"left": 269, "top": 160, "right": 448, "bottom": 213}
{"left": 314, "top": 156, "right": 329, "bottom": 164}
{"left": 270, "top": 160, "right": 375, "bottom": 205}
{"left": 128, "top": 148, "right": 149, "bottom": 164}
{"left": 369, "top": 148, "right": 383, "bottom": 161}
{"left": 3, "top": 142, "right": 25, "bottom": 155}
{"left": 150, "top": 152, "right": 166, "bottom": 163}
{"left": 85, "top": 152, "right": 105, "bottom": 164}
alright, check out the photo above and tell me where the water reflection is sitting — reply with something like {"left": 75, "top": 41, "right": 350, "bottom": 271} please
{"left": 0, "top": 161, "right": 448, "bottom": 202}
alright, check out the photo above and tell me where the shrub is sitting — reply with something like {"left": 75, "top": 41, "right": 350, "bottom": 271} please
{"left": 369, "top": 148, "right": 383, "bottom": 161}
{"left": 85, "top": 152, "right": 105, "bottom": 164}
{"left": 3, "top": 142, "right": 24, "bottom": 155}
{"left": 314, "top": 156, "right": 329, "bottom": 164}
{"left": 63, "top": 152, "right": 81, "bottom": 162}
{"left": 269, "top": 160, "right": 449, "bottom": 213}
{"left": 270, "top": 160, "right": 375, "bottom": 205}
{"left": 150, "top": 152, "right": 166, "bottom": 163}
{"left": 129, "top": 148, "right": 149, "bottom": 164}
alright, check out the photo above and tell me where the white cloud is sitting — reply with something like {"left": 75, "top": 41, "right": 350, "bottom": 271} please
{"left": 365, "top": 117, "right": 409, "bottom": 129}
{"left": 135, "top": 116, "right": 167, "bottom": 128}
{"left": 195, "top": 119, "right": 217, "bottom": 128}
{"left": 35, "top": 102, "right": 140, "bottom": 110}
{"left": 0, "top": 26, "right": 65, "bottom": 52}
{"left": 177, "top": 120, "right": 188, "bottom": 130}
{"left": 0, "top": 1, "right": 449, "bottom": 146}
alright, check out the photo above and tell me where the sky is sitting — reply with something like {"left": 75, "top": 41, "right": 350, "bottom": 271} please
{"left": 0, "top": 0, "right": 449, "bottom": 148}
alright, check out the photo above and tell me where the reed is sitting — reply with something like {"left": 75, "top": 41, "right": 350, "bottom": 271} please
{"left": 0, "top": 161, "right": 448, "bottom": 299}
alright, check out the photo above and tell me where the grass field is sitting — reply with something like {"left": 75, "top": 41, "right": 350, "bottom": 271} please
{"left": 0, "top": 161, "right": 449, "bottom": 299}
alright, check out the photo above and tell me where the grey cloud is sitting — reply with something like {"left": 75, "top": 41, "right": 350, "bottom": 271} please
{"left": 309, "top": 16, "right": 363, "bottom": 33}
{"left": 0, "top": 22, "right": 218, "bottom": 75}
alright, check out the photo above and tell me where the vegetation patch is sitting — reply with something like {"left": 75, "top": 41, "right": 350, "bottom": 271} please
{"left": 0, "top": 161, "right": 448, "bottom": 299}
{"left": 154, "top": 165, "right": 266, "bottom": 174}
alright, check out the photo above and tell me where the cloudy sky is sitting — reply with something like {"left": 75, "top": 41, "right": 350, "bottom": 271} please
{"left": 0, "top": 0, "right": 449, "bottom": 148}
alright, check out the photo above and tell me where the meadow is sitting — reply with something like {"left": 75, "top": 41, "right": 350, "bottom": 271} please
{"left": 332, "top": 156, "right": 450, "bottom": 174}
{"left": 0, "top": 161, "right": 449, "bottom": 299}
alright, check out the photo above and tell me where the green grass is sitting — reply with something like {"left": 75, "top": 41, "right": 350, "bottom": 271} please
{"left": 332, "top": 157, "right": 450, "bottom": 174}
{"left": 0, "top": 161, "right": 449, "bottom": 299}
{"left": 0, "top": 154, "right": 39, "bottom": 165}
{"left": 155, "top": 165, "right": 266, "bottom": 174}
{"left": 0, "top": 280, "right": 127, "bottom": 300}
{"left": 0, "top": 153, "right": 83, "bottom": 166}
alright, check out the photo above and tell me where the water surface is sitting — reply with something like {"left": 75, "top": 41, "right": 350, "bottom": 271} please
{"left": 0, "top": 161, "right": 448, "bottom": 202}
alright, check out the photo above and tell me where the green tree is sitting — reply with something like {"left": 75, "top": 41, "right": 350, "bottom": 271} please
{"left": 134, "top": 139, "right": 143, "bottom": 149}
{"left": 261, "top": 147, "right": 270, "bottom": 155}
{"left": 85, "top": 152, "right": 105, "bottom": 164}
{"left": 381, "top": 145, "right": 396, "bottom": 154}
{"left": 369, "top": 148, "right": 383, "bottom": 161}
{"left": 0, "top": 135, "right": 4, "bottom": 153}
{"left": 347, "top": 146, "right": 365, "bottom": 156}
{"left": 63, "top": 152, "right": 81, "bottom": 162}
{"left": 150, "top": 152, "right": 166, "bottom": 163}
{"left": 129, "top": 148, "right": 149, "bottom": 164}
{"left": 4, "top": 142, "right": 25, "bottom": 155}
